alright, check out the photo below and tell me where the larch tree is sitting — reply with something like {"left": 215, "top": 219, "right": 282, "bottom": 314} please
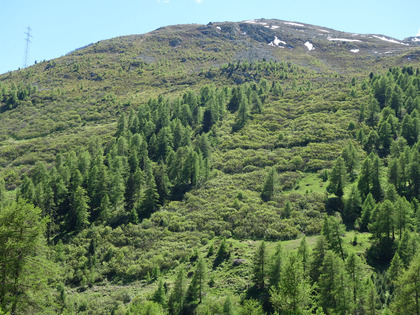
{"left": 260, "top": 167, "right": 275, "bottom": 202}
{"left": 270, "top": 251, "right": 312, "bottom": 314}
{"left": 252, "top": 241, "right": 268, "bottom": 289}
{"left": 391, "top": 254, "right": 420, "bottom": 315}
{"left": 327, "top": 157, "right": 347, "bottom": 198}
{"left": 0, "top": 201, "right": 56, "bottom": 314}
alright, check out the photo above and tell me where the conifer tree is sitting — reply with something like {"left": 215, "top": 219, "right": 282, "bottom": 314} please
{"left": 388, "top": 252, "right": 402, "bottom": 282}
{"left": 0, "top": 177, "right": 6, "bottom": 207}
{"left": 0, "top": 201, "right": 55, "bottom": 314}
{"left": 391, "top": 254, "right": 420, "bottom": 315}
{"left": 18, "top": 175, "right": 35, "bottom": 204}
{"left": 298, "top": 235, "right": 310, "bottom": 274}
{"left": 394, "top": 196, "right": 412, "bottom": 239}
{"left": 139, "top": 172, "right": 159, "bottom": 219}
{"left": 168, "top": 267, "right": 187, "bottom": 315}
{"left": 310, "top": 235, "right": 328, "bottom": 284}
{"left": 260, "top": 167, "right": 275, "bottom": 202}
{"left": 186, "top": 256, "right": 206, "bottom": 305}
{"left": 327, "top": 157, "right": 347, "bottom": 198}
{"left": 364, "top": 278, "right": 379, "bottom": 315}
{"left": 252, "top": 241, "right": 268, "bottom": 289}
{"left": 270, "top": 252, "right": 312, "bottom": 314}
{"left": 360, "top": 193, "right": 376, "bottom": 232}
{"left": 358, "top": 157, "right": 372, "bottom": 201}
{"left": 269, "top": 242, "right": 283, "bottom": 289}
{"left": 223, "top": 294, "right": 235, "bottom": 315}
{"left": 318, "top": 251, "right": 350, "bottom": 314}
{"left": 345, "top": 253, "right": 364, "bottom": 313}
{"left": 152, "top": 279, "right": 167, "bottom": 308}
{"left": 344, "top": 184, "right": 362, "bottom": 226}
{"left": 341, "top": 142, "right": 359, "bottom": 181}
{"left": 69, "top": 186, "right": 90, "bottom": 231}
{"left": 397, "top": 231, "right": 412, "bottom": 267}
{"left": 232, "top": 96, "right": 250, "bottom": 132}
{"left": 371, "top": 155, "right": 382, "bottom": 202}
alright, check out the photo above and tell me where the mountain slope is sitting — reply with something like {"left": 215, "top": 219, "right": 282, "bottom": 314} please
{"left": 0, "top": 19, "right": 419, "bottom": 314}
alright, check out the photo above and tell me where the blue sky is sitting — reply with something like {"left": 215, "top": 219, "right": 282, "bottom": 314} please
{"left": 1, "top": 0, "right": 419, "bottom": 74}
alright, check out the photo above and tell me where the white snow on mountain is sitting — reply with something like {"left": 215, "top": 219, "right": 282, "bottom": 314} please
{"left": 372, "top": 35, "right": 408, "bottom": 46}
{"left": 268, "top": 36, "right": 287, "bottom": 47}
{"left": 284, "top": 22, "right": 304, "bottom": 27}
{"left": 304, "top": 42, "right": 314, "bottom": 51}
{"left": 328, "top": 37, "right": 362, "bottom": 43}
{"left": 270, "top": 25, "right": 280, "bottom": 29}
{"left": 350, "top": 49, "right": 360, "bottom": 53}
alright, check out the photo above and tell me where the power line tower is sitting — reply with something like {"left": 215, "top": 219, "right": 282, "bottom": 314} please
{"left": 23, "top": 26, "right": 32, "bottom": 68}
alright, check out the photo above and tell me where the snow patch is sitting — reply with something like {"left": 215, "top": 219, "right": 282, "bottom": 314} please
{"left": 270, "top": 25, "right": 280, "bottom": 29}
{"left": 304, "top": 42, "right": 314, "bottom": 51}
{"left": 244, "top": 20, "right": 256, "bottom": 24}
{"left": 372, "top": 35, "right": 408, "bottom": 46}
{"left": 328, "top": 37, "right": 362, "bottom": 43}
{"left": 412, "top": 37, "right": 420, "bottom": 42}
{"left": 284, "top": 22, "right": 304, "bottom": 27}
{"left": 268, "top": 36, "right": 287, "bottom": 47}
{"left": 318, "top": 29, "right": 329, "bottom": 33}
{"left": 350, "top": 49, "right": 359, "bottom": 53}
{"left": 216, "top": 26, "right": 221, "bottom": 31}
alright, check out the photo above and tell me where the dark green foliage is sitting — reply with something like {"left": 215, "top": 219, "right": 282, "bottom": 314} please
{"left": 310, "top": 235, "right": 328, "bottom": 284}
{"left": 168, "top": 267, "right": 187, "bottom": 315}
{"left": 186, "top": 256, "right": 206, "bottom": 306}
{"left": 360, "top": 193, "right": 376, "bottom": 232}
{"left": 252, "top": 241, "right": 268, "bottom": 289}
{"left": 268, "top": 242, "right": 283, "bottom": 289}
{"left": 260, "top": 167, "right": 275, "bottom": 202}
{"left": 327, "top": 157, "right": 347, "bottom": 198}
{"left": 152, "top": 279, "right": 167, "bottom": 308}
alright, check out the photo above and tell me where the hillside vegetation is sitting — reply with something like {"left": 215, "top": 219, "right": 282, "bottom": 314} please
{"left": 0, "top": 20, "right": 420, "bottom": 314}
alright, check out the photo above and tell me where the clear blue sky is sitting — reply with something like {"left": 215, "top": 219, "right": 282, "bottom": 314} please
{"left": 1, "top": 0, "right": 419, "bottom": 75}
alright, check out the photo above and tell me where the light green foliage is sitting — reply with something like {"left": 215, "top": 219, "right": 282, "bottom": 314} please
{"left": 0, "top": 201, "right": 56, "bottom": 313}
{"left": 270, "top": 251, "right": 312, "bottom": 314}
{"left": 391, "top": 254, "right": 420, "bottom": 315}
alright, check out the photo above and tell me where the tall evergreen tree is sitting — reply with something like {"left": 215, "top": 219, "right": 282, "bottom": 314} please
{"left": 358, "top": 157, "right": 372, "bottom": 201}
{"left": 298, "top": 235, "right": 310, "bottom": 274}
{"left": 168, "top": 267, "right": 187, "bottom": 315}
{"left": 0, "top": 201, "right": 55, "bottom": 314}
{"left": 186, "top": 256, "right": 206, "bottom": 305}
{"left": 391, "top": 254, "right": 420, "bottom": 315}
{"left": 260, "top": 167, "right": 275, "bottom": 202}
{"left": 270, "top": 252, "right": 312, "bottom": 314}
{"left": 68, "top": 186, "right": 90, "bottom": 231}
{"left": 360, "top": 193, "right": 376, "bottom": 232}
{"left": 252, "top": 241, "right": 268, "bottom": 289}
{"left": 268, "top": 242, "right": 283, "bottom": 289}
{"left": 327, "top": 157, "right": 347, "bottom": 198}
